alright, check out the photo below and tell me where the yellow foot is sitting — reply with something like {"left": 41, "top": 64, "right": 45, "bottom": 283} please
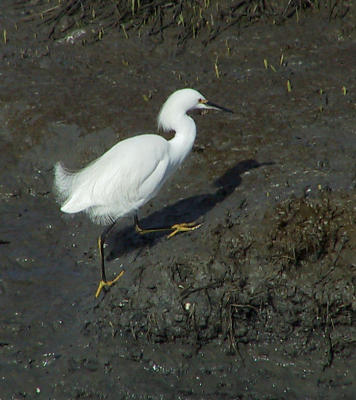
{"left": 167, "top": 221, "right": 202, "bottom": 239}
{"left": 95, "top": 270, "right": 125, "bottom": 298}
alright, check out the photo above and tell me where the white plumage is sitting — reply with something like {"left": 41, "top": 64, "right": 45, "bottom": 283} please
{"left": 55, "top": 134, "right": 171, "bottom": 225}
{"left": 54, "top": 88, "right": 232, "bottom": 297}
{"left": 54, "top": 88, "right": 230, "bottom": 224}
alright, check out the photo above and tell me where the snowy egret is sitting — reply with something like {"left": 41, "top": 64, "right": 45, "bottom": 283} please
{"left": 54, "top": 88, "right": 232, "bottom": 297}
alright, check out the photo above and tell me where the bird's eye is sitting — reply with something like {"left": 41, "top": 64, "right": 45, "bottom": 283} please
{"left": 199, "top": 98, "right": 207, "bottom": 104}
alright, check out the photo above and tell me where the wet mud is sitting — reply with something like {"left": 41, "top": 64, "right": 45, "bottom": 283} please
{"left": 0, "top": 1, "right": 355, "bottom": 399}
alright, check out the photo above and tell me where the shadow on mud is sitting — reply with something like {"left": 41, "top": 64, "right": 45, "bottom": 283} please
{"left": 107, "top": 159, "right": 272, "bottom": 261}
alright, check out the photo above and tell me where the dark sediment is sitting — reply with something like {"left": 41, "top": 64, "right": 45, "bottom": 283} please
{"left": 0, "top": 1, "right": 355, "bottom": 398}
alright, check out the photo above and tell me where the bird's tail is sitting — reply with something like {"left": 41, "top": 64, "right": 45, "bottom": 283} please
{"left": 54, "top": 162, "right": 75, "bottom": 202}
{"left": 54, "top": 162, "right": 94, "bottom": 214}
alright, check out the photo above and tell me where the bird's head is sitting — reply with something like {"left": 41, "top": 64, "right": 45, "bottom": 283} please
{"left": 158, "top": 88, "right": 232, "bottom": 131}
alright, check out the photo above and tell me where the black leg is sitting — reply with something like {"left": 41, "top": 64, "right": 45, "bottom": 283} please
{"left": 98, "top": 220, "right": 117, "bottom": 283}
{"left": 134, "top": 213, "right": 202, "bottom": 238}
{"left": 135, "top": 214, "right": 171, "bottom": 234}
{"left": 95, "top": 220, "right": 125, "bottom": 298}
{"left": 95, "top": 213, "right": 202, "bottom": 298}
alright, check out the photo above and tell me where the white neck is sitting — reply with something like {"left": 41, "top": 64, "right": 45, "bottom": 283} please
{"left": 168, "top": 114, "right": 196, "bottom": 168}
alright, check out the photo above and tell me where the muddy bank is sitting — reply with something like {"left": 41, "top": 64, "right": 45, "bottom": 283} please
{"left": 0, "top": 1, "right": 355, "bottom": 399}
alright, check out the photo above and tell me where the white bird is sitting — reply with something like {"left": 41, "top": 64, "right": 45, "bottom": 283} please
{"left": 54, "top": 88, "right": 232, "bottom": 297}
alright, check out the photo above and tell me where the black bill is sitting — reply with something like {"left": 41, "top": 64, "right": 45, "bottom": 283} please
{"left": 206, "top": 100, "right": 233, "bottom": 113}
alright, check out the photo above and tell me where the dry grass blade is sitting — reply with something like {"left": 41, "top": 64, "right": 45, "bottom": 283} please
{"left": 18, "top": 0, "right": 352, "bottom": 44}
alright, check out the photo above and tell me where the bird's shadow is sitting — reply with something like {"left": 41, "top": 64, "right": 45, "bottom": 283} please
{"left": 106, "top": 159, "right": 273, "bottom": 262}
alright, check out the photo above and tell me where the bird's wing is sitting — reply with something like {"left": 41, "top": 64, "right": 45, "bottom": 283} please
{"left": 61, "top": 134, "right": 170, "bottom": 218}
